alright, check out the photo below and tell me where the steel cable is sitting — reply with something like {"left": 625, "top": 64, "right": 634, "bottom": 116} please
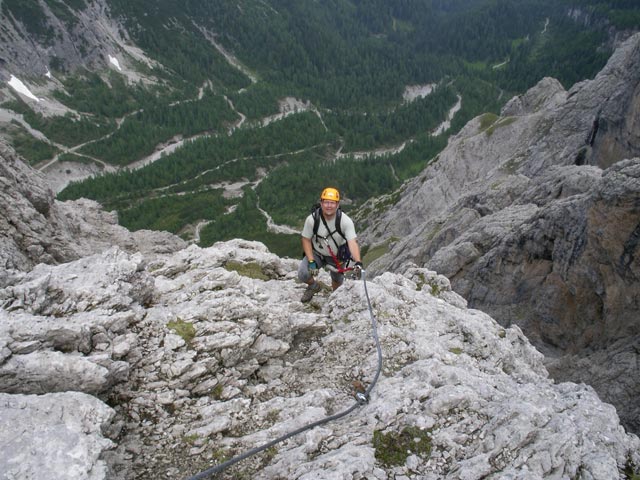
{"left": 185, "top": 270, "right": 382, "bottom": 480}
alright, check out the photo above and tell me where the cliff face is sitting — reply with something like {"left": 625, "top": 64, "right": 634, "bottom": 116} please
{"left": 0, "top": 141, "right": 185, "bottom": 276}
{"left": 0, "top": 0, "right": 125, "bottom": 81}
{"left": 360, "top": 33, "right": 640, "bottom": 434}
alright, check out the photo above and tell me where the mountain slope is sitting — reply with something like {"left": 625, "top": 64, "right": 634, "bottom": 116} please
{"left": 360, "top": 32, "right": 640, "bottom": 434}
{"left": 2, "top": 0, "right": 638, "bottom": 257}
{"left": 0, "top": 141, "right": 638, "bottom": 479}
{"left": 1, "top": 6, "right": 640, "bottom": 477}
{"left": 0, "top": 141, "right": 185, "bottom": 272}
{"left": 1, "top": 236, "right": 639, "bottom": 479}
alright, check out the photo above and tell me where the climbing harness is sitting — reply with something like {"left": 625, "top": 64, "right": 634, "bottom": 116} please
{"left": 184, "top": 270, "right": 382, "bottom": 480}
{"left": 314, "top": 208, "right": 352, "bottom": 265}
{"left": 323, "top": 238, "right": 353, "bottom": 274}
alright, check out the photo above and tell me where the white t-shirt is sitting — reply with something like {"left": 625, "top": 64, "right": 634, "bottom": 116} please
{"left": 302, "top": 211, "right": 356, "bottom": 257}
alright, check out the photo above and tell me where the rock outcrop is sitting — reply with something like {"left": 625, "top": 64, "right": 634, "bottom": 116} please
{"left": 0, "top": 141, "right": 186, "bottom": 276}
{"left": 1, "top": 145, "right": 639, "bottom": 478}
{"left": 0, "top": 392, "right": 115, "bottom": 480}
{"left": 1, "top": 240, "right": 638, "bottom": 479}
{"left": 360, "top": 33, "right": 640, "bottom": 434}
{"left": 0, "top": 17, "right": 639, "bottom": 480}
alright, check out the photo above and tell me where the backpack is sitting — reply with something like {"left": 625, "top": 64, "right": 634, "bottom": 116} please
{"left": 310, "top": 203, "right": 352, "bottom": 263}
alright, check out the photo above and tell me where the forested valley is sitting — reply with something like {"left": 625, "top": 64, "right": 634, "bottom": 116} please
{"left": 4, "top": 0, "right": 639, "bottom": 258}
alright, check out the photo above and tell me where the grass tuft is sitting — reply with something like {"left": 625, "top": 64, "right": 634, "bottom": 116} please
{"left": 373, "top": 426, "right": 432, "bottom": 467}
{"left": 224, "top": 260, "right": 269, "bottom": 280}
{"left": 167, "top": 318, "right": 196, "bottom": 345}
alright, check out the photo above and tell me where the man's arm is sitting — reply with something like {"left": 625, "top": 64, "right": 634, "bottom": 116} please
{"left": 302, "top": 236, "right": 315, "bottom": 262}
{"left": 347, "top": 238, "right": 361, "bottom": 263}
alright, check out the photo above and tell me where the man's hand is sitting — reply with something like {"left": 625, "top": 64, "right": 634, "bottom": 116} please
{"left": 354, "top": 261, "right": 363, "bottom": 279}
{"left": 308, "top": 260, "right": 319, "bottom": 276}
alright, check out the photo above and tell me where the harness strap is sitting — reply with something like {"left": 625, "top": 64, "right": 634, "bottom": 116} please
{"left": 323, "top": 240, "right": 352, "bottom": 274}
{"left": 318, "top": 212, "right": 342, "bottom": 251}
{"left": 315, "top": 213, "right": 352, "bottom": 273}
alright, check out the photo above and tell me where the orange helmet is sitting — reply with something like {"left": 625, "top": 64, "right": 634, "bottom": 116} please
{"left": 320, "top": 187, "right": 340, "bottom": 202}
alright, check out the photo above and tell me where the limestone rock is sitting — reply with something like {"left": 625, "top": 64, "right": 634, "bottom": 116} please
{"left": 0, "top": 141, "right": 186, "bottom": 275}
{"left": 1, "top": 240, "right": 638, "bottom": 479}
{"left": 0, "top": 392, "right": 114, "bottom": 480}
{"left": 360, "top": 32, "right": 640, "bottom": 435}
{"left": 0, "top": 14, "right": 638, "bottom": 480}
{"left": 0, "top": 0, "right": 131, "bottom": 80}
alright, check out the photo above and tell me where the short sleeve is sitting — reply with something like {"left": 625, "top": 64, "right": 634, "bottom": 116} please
{"left": 301, "top": 215, "right": 315, "bottom": 238}
{"left": 341, "top": 213, "right": 357, "bottom": 240}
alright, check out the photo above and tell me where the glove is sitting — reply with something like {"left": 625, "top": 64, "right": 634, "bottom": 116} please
{"left": 308, "top": 260, "right": 319, "bottom": 276}
{"left": 354, "top": 261, "right": 363, "bottom": 280}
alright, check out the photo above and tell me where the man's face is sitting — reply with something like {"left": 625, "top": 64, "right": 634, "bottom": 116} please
{"left": 321, "top": 199, "right": 338, "bottom": 217}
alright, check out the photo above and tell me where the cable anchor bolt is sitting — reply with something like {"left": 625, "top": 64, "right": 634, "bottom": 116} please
{"left": 355, "top": 392, "right": 368, "bottom": 404}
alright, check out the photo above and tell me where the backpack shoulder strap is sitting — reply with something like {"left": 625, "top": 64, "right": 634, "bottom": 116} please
{"left": 335, "top": 209, "right": 345, "bottom": 239}
{"left": 312, "top": 205, "right": 321, "bottom": 236}
{"left": 313, "top": 206, "right": 346, "bottom": 240}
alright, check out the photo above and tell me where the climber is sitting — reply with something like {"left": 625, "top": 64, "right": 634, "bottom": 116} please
{"left": 298, "top": 187, "right": 363, "bottom": 303}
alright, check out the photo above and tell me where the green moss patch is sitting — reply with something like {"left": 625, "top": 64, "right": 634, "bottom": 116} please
{"left": 624, "top": 459, "right": 640, "bottom": 480}
{"left": 413, "top": 273, "right": 442, "bottom": 296}
{"left": 363, "top": 237, "right": 398, "bottom": 265}
{"left": 485, "top": 116, "right": 516, "bottom": 136}
{"left": 167, "top": 318, "right": 196, "bottom": 345}
{"left": 224, "top": 260, "right": 269, "bottom": 280}
{"left": 373, "top": 426, "right": 432, "bottom": 467}
{"left": 478, "top": 112, "right": 499, "bottom": 132}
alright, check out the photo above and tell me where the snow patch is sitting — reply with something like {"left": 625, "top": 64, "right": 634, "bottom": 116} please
{"left": 109, "top": 55, "right": 122, "bottom": 71}
{"left": 8, "top": 75, "right": 40, "bottom": 102}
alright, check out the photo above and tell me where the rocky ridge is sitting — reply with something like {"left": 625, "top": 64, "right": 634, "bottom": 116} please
{"left": 0, "top": 150, "right": 639, "bottom": 479}
{"left": 0, "top": 141, "right": 185, "bottom": 275}
{"left": 0, "top": 18, "right": 639, "bottom": 479}
{"left": 360, "top": 33, "right": 640, "bottom": 434}
{"left": 1, "top": 239, "right": 639, "bottom": 479}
